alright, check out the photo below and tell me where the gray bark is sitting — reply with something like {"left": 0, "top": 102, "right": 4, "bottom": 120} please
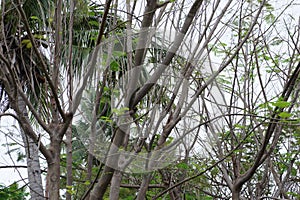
{"left": 109, "top": 170, "right": 122, "bottom": 200}
{"left": 232, "top": 186, "right": 241, "bottom": 200}
{"left": 46, "top": 135, "right": 62, "bottom": 200}
{"left": 18, "top": 95, "right": 44, "bottom": 199}
{"left": 136, "top": 174, "right": 151, "bottom": 200}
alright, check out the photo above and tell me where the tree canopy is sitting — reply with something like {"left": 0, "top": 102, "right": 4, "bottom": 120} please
{"left": 1, "top": 0, "right": 300, "bottom": 199}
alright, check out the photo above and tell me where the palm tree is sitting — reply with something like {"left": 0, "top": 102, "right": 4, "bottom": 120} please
{"left": 1, "top": 0, "right": 120, "bottom": 199}
{"left": 0, "top": 0, "right": 52, "bottom": 199}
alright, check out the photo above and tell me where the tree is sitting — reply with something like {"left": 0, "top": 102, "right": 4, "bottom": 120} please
{"left": 0, "top": 0, "right": 52, "bottom": 199}
{"left": 1, "top": 0, "right": 300, "bottom": 199}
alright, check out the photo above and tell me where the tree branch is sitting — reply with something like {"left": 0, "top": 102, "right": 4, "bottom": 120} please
{"left": 15, "top": 0, "right": 66, "bottom": 121}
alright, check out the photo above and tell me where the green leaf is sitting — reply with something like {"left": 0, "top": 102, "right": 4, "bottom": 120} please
{"left": 112, "top": 89, "right": 120, "bottom": 97}
{"left": 265, "top": 13, "right": 275, "bottom": 24}
{"left": 258, "top": 102, "right": 271, "bottom": 109}
{"left": 110, "top": 61, "right": 119, "bottom": 71}
{"left": 17, "top": 152, "right": 26, "bottom": 162}
{"left": 26, "top": 42, "right": 32, "bottom": 49}
{"left": 291, "top": 167, "right": 297, "bottom": 176}
{"left": 112, "top": 107, "right": 129, "bottom": 116}
{"left": 112, "top": 51, "right": 126, "bottom": 57}
{"left": 263, "top": 55, "right": 271, "bottom": 61}
{"left": 177, "top": 162, "right": 189, "bottom": 169}
{"left": 66, "top": 185, "right": 75, "bottom": 195}
{"left": 30, "top": 16, "right": 39, "bottom": 20}
{"left": 234, "top": 124, "right": 246, "bottom": 129}
{"left": 271, "top": 100, "right": 290, "bottom": 108}
{"left": 103, "top": 86, "right": 110, "bottom": 92}
{"left": 100, "top": 116, "right": 112, "bottom": 123}
{"left": 278, "top": 112, "right": 292, "bottom": 118}
{"left": 21, "top": 39, "right": 30, "bottom": 45}
{"left": 84, "top": 181, "right": 91, "bottom": 185}
{"left": 34, "top": 34, "right": 44, "bottom": 39}
{"left": 88, "top": 20, "right": 99, "bottom": 27}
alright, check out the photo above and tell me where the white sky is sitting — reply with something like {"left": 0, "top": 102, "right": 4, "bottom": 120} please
{"left": 0, "top": 113, "right": 28, "bottom": 186}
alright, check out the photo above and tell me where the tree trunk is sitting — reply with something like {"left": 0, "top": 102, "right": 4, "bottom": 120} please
{"left": 66, "top": 126, "right": 73, "bottom": 200}
{"left": 18, "top": 95, "right": 44, "bottom": 200}
{"left": 136, "top": 174, "right": 151, "bottom": 200}
{"left": 89, "top": 127, "right": 126, "bottom": 199}
{"left": 89, "top": 165, "right": 114, "bottom": 199}
{"left": 46, "top": 125, "right": 63, "bottom": 200}
{"left": 109, "top": 170, "right": 122, "bottom": 200}
{"left": 232, "top": 185, "right": 241, "bottom": 200}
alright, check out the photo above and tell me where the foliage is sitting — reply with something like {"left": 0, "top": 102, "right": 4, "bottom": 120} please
{"left": 1, "top": 0, "right": 300, "bottom": 199}
{"left": 0, "top": 183, "right": 29, "bottom": 200}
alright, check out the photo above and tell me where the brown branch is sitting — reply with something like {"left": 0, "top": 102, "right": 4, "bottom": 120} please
{"left": 4, "top": 101, "right": 52, "bottom": 162}
{"left": 72, "top": 0, "right": 113, "bottom": 114}
{"left": 96, "top": 0, "right": 113, "bottom": 45}
{"left": 152, "top": 142, "right": 243, "bottom": 199}
{"left": 237, "top": 61, "right": 300, "bottom": 188}
{"left": 0, "top": 165, "right": 28, "bottom": 168}
{"left": 17, "top": 87, "right": 52, "bottom": 135}
{"left": 134, "top": 0, "right": 158, "bottom": 68}
{"left": 120, "top": 183, "right": 166, "bottom": 189}
{"left": 152, "top": 116, "right": 268, "bottom": 199}
{"left": 132, "top": 0, "right": 204, "bottom": 108}
{"left": 53, "top": 0, "right": 62, "bottom": 91}
{"left": 15, "top": 0, "right": 66, "bottom": 121}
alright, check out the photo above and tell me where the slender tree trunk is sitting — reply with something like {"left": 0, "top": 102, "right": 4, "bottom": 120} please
{"left": 18, "top": 95, "right": 44, "bottom": 200}
{"left": 46, "top": 125, "right": 63, "bottom": 200}
{"left": 87, "top": 109, "right": 97, "bottom": 181}
{"left": 136, "top": 174, "right": 151, "bottom": 200}
{"left": 89, "top": 125, "right": 127, "bottom": 199}
{"left": 66, "top": 0, "right": 75, "bottom": 198}
{"left": 109, "top": 170, "right": 122, "bottom": 200}
{"left": 66, "top": 126, "right": 73, "bottom": 200}
{"left": 89, "top": 166, "right": 114, "bottom": 199}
